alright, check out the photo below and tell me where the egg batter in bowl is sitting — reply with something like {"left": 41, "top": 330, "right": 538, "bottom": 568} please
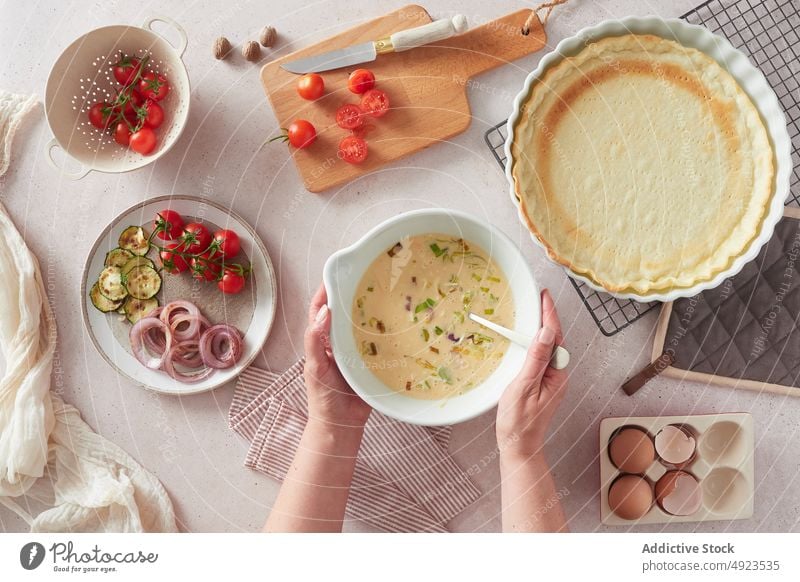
{"left": 351, "top": 233, "right": 514, "bottom": 399}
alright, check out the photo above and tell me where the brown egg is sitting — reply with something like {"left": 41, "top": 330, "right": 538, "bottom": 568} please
{"left": 608, "top": 475, "right": 654, "bottom": 520}
{"left": 655, "top": 470, "right": 702, "bottom": 516}
{"left": 609, "top": 427, "right": 655, "bottom": 473}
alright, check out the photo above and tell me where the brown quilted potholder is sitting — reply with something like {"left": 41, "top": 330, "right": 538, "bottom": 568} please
{"left": 658, "top": 211, "right": 800, "bottom": 395}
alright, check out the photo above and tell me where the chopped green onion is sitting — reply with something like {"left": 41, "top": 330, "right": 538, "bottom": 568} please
{"left": 434, "top": 326, "right": 444, "bottom": 336}
{"left": 471, "top": 273, "right": 482, "bottom": 282}
{"left": 484, "top": 308, "right": 494, "bottom": 315}
{"left": 487, "top": 276, "right": 501, "bottom": 283}
{"left": 414, "top": 298, "right": 436, "bottom": 314}
{"left": 422, "top": 328, "right": 430, "bottom": 342}
{"left": 429, "top": 243, "right": 447, "bottom": 257}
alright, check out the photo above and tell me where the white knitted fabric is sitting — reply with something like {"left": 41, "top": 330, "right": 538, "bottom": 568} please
{"left": 0, "top": 90, "right": 177, "bottom": 532}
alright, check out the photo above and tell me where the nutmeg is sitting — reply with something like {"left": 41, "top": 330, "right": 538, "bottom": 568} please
{"left": 259, "top": 26, "right": 277, "bottom": 48}
{"left": 213, "top": 37, "right": 232, "bottom": 60}
{"left": 242, "top": 40, "right": 261, "bottom": 62}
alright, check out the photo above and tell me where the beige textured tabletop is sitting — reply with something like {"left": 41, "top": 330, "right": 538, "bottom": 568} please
{"left": 1, "top": 0, "right": 798, "bottom": 532}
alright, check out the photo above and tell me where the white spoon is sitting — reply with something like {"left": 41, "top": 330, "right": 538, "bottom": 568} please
{"left": 468, "top": 312, "right": 570, "bottom": 370}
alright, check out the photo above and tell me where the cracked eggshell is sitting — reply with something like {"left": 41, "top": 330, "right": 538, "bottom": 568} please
{"left": 655, "top": 470, "right": 703, "bottom": 516}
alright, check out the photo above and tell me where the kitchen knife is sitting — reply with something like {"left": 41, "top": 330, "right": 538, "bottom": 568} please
{"left": 280, "top": 15, "right": 468, "bottom": 74}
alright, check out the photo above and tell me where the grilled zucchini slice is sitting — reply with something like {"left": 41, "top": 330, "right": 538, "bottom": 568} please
{"left": 104, "top": 247, "right": 135, "bottom": 268}
{"left": 121, "top": 255, "right": 156, "bottom": 275}
{"left": 118, "top": 226, "right": 151, "bottom": 256}
{"left": 123, "top": 296, "right": 159, "bottom": 324}
{"left": 90, "top": 282, "right": 123, "bottom": 312}
{"left": 124, "top": 265, "right": 162, "bottom": 300}
{"left": 98, "top": 266, "right": 128, "bottom": 301}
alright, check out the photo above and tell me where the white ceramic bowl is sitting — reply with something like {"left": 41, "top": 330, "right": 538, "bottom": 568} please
{"left": 323, "top": 209, "right": 540, "bottom": 426}
{"left": 505, "top": 16, "right": 792, "bottom": 302}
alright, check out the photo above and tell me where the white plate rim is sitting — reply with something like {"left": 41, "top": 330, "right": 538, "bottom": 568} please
{"left": 504, "top": 16, "right": 793, "bottom": 303}
{"left": 80, "top": 195, "right": 277, "bottom": 395}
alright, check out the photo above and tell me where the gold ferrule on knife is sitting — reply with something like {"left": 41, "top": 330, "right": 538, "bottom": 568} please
{"left": 374, "top": 37, "right": 394, "bottom": 54}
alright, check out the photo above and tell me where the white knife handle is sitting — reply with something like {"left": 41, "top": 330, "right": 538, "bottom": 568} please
{"left": 389, "top": 15, "right": 468, "bottom": 52}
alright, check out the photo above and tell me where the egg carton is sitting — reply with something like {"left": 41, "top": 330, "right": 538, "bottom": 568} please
{"left": 599, "top": 413, "right": 754, "bottom": 525}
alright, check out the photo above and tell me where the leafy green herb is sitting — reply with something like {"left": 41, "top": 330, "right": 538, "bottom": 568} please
{"left": 437, "top": 367, "right": 453, "bottom": 384}
{"left": 429, "top": 243, "right": 447, "bottom": 258}
{"left": 434, "top": 326, "right": 444, "bottom": 336}
{"left": 414, "top": 297, "right": 436, "bottom": 314}
{"left": 469, "top": 333, "right": 494, "bottom": 345}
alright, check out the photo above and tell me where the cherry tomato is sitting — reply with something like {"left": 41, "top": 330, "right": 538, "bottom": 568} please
{"left": 129, "top": 127, "right": 157, "bottom": 155}
{"left": 296, "top": 73, "right": 325, "bottom": 100}
{"left": 159, "top": 241, "right": 189, "bottom": 274}
{"left": 218, "top": 269, "right": 246, "bottom": 294}
{"left": 181, "top": 223, "right": 212, "bottom": 254}
{"left": 153, "top": 209, "right": 185, "bottom": 241}
{"left": 141, "top": 100, "right": 164, "bottom": 129}
{"left": 286, "top": 120, "right": 316, "bottom": 149}
{"left": 348, "top": 69, "right": 375, "bottom": 94}
{"left": 87, "top": 102, "right": 113, "bottom": 130}
{"left": 113, "top": 122, "right": 131, "bottom": 146}
{"left": 360, "top": 89, "right": 389, "bottom": 117}
{"left": 138, "top": 71, "right": 170, "bottom": 101}
{"left": 338, "top": 135, "right": 368, "bottom": 164}
{"left": 112, "top": 55, "right": 142, "bottom": 86}
{"left": 190, "top": 252, "right": 221, "bottom": 282}
{"left": 335, "top": 104, "right": 364, "bottom": 130}
{"left": 212, "top": 229, "right": 241, "bottom": 258}
{"left": 118, "top": 88, "right": 143, "bottom": 119}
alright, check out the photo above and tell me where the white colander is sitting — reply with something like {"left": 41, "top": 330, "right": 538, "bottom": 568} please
{"left": 44, "top": 16, "right": 190, "bottom": 179}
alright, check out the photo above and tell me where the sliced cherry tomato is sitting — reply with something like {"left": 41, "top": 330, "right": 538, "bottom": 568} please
{"left": 338, "top": 136, "right": 368, "bottom": 164}
{"left": 218, "top": 268, "right": 246, "bottom": 294}
{"left": 286, "top": 120, "right": 316, "bottom": 149}
{"left": 190, "top": 252, "right": 221, "bottom": 282}
{"left": 212, "top": 229, "right": 241, "bottom": 258}
{"left": 153, "top": 209, "right": 185, "bottom": 240}
{"left": 113, "top": 122, "right": 131, "bottom": 146}
{"left": 138, "top": 71, "right": 170, "bottom": 101}
{"left": 181, "top": 223, "right": 212, "bottom": 254}
{"left": 129, "top": 127, "right": 157, "bottom": 155}
{"left": 296, "top": 73, "right": 325, "bottom": 100}
{"left": 112, "top": 55, "right": 142, "bottom": 86}
{"left": 360, "top": 89, "right": 389, "bottom": 118}
{"left": 159, "top": 241, "right": 189, "bottom": 274}
{"left": 87, "top": 102, "right": 114, "bottom": 130}
{"left": 335, "top": 104, "right": 364, "bottom": 130}
{"left": 141, "top": 100, "right": 164, "bottom": 129}
{"left": 348, "top": 69, "right": 375, "bottom": 94}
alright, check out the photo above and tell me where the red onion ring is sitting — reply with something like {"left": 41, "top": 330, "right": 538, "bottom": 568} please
{"left": 162, "top": 342, "right": 215, "bottom": 383}
{"left": 130, "top": 317, "right": 172, "bottom": 370}
{"left": 199, "top": 324, "right": 243, "bottom": 369}
{"left": 171, "top": 340, "right": 204, "bottom": 368}
{"left": 169, "top": 312, "right": 210, "bottom": 342}
{"left": 159, "top": 300, "right": 200, "bottom": 329}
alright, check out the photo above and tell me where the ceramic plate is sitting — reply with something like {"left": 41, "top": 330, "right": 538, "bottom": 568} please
{"left": 81, "top": 195, "right": 276, "bottom": 395}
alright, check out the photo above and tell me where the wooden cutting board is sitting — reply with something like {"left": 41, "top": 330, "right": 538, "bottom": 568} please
{"left": 260, "top": 5, "right": 546, "bottom": 193}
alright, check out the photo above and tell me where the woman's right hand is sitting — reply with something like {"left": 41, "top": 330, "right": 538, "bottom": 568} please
{"left": 495, "top": 289, "right": 568, "bottom": 456}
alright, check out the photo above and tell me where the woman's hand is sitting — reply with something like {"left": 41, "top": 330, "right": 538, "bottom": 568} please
{"left": 496, "top": 289, "right": 568, "bottom": 456}
{"left": 304, "top": 284, "right": 372, "bottom": 430}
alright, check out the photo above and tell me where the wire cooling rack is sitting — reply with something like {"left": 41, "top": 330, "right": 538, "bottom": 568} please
{"left": 484, "top": 0, "right": 800, "bottom": 336}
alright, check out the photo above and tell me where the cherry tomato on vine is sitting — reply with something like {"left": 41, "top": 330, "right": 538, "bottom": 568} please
{"left": 335, "top": 104, "right": 364, "bottom": 130}
{"left": 296, "top": 73, "right": 325, "bottom": 100}
{"left": 142, "top": 100, "right": 164, "bottom": 129}
{"left": 284, "top": 120, "right": 316, "bottom": 149}
{"left": 139, "top": 71, "right": 170, "bottom": 101}
{"left": 190, "top": 252, "right": 221, "bottom": 282}
{"left": 113, "top": 122, "right": 131, "bottom": 146}
{"left": 118, "top": 88, "right": 143, "bottom": 118}
{"left": 182, "top": 223, "right": 212, "bottom": 254}
{"left": 212, "top": 229, "right": 241, "bottom": 258}
{"left": 338, "top": 135, "right": 368, "bottom": 164}
{"left": 129, "top": 127, "right": 157, "bottom": 155}
{"left": 159, "top": 241, "right": 189, "bottom": 274}
{"left": 348, "top": 69, "right": 375, "bottom": 94}
{"left": 87, "top": 102, "right": 114, "bottom": 129}
{"left": 153, "top": 209, "right": 185, "bottom": 241}
{"left": 360, "top": 89, "right": 389, "bottom": 117}
{"left": 112, "top": 55, "right": 143, "bottom": 86}
{"left": 218, "top": 268, "right": 246, "bottom": 294}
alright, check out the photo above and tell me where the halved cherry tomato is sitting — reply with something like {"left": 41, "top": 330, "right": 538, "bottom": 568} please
{"left": 190, "top": 252, "right": 221, "bottom": 282}
{"left": 286, "top": 120, "right": 316, "bottom": 149}
{"left": 335, "top": 104, "right": 364, "bottom": 130}
{"left": 296, "top": 73, "right": 325, "bottom": 100}
{"left": 129, "top": 127, "right": 157, "bottom": 155}
{"left": 142, "top": 100, "right": 164, "bottom": 129}
{"left": 87, "top": 102, "right": 114, "bottom": 129}
{"left": 182, "top": 223, "right": 212, "bottom": 254}
{"left": 348, "top": 69, "right": 375, "bottom": 94}
{"left": 159, "top": 241, "right": 189, "bottom": 274}
{"left": 153, "top": 209, "right": 185, "bottom": 241}
{"left": 338, "top": 136, "right": 368, "bottom": 164}
{"left": 113, "top": 122, "right": 131, "bottom": 146}
{"left": 139, "top": 71, "right": 170, "bottom": 101}
{"left": 360, "top": 89, "right": 389, "bottom": 117}
{"left": 212, "top": 229, "right": 241, "bottom": 258}
{"left": 112, "top": 55, "right": 142, "bottom": 86}
{"left": 218, "top": 268, "right": 246, "bottom": 294}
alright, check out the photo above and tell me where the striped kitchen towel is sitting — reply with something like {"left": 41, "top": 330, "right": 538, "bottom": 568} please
{"left": 230, "top": 359, "right": 482, "bottom": 532}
